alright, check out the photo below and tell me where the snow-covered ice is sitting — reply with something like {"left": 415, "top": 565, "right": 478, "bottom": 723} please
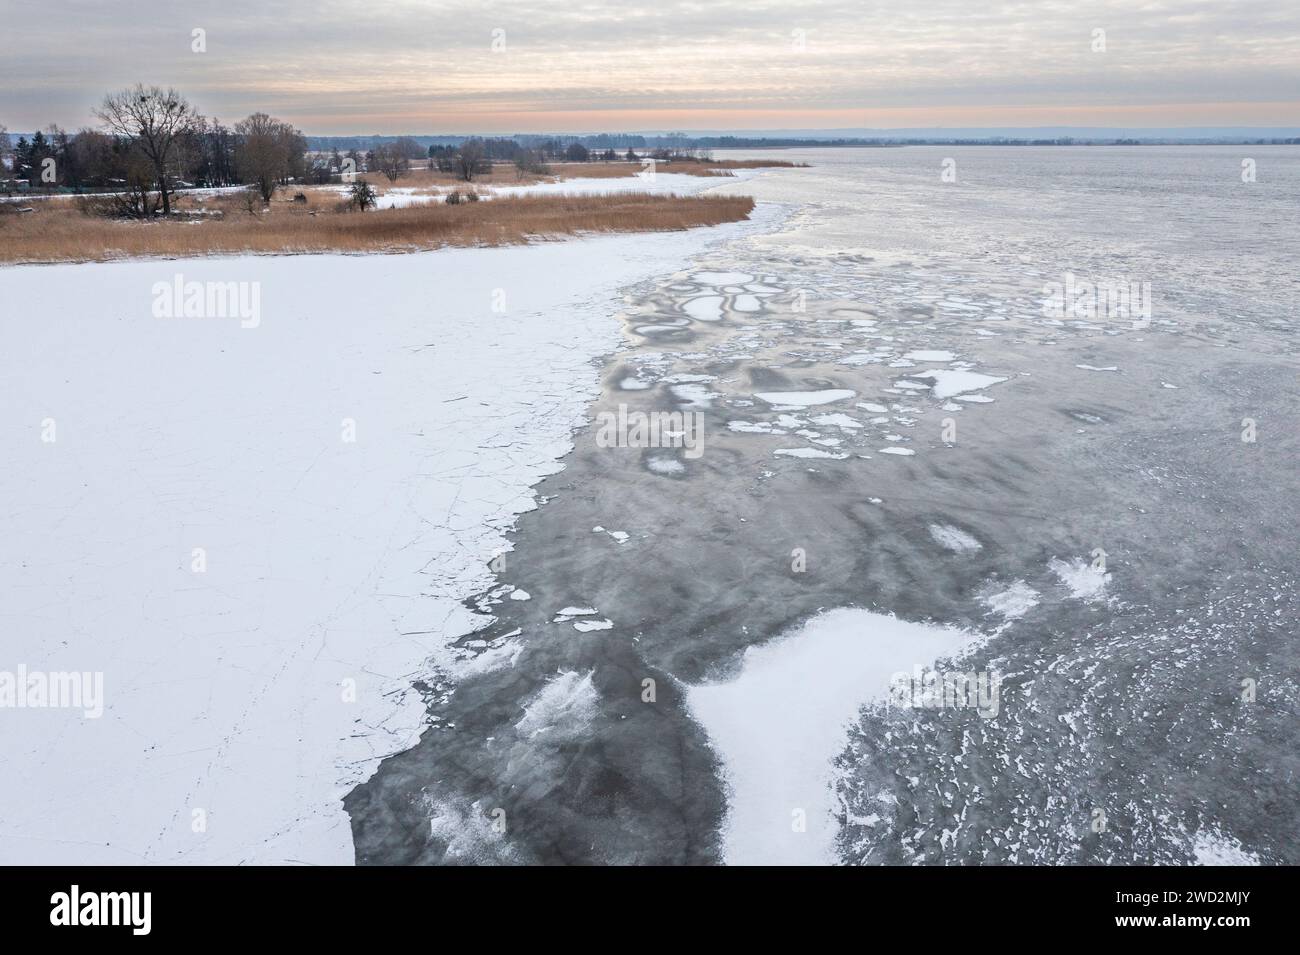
{"left": 1192, "top": 828, "right": 1261, "bottom": 865}
{"left": 980, "top": 580, "right": 1040, "bottom": 620}
{"left": 683, "top": 296, "right": 724, "bottom": 322}
{"left": 0, "top": 214, "right": 759, "bottom": 864}
{"left": 1049, "top": 557, "right": 1112, "bottom": 602}
{"left": 687, "top": 609, "right": 976, "bottom": 865}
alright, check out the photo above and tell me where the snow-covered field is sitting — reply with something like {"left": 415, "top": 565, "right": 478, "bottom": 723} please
{"left": 483, "top": 170, "right": 752, "bottom": 198}
{"left": 0, "top": 215, "right": 758, "bottom": 864}
{"left": 352, "top": 170, "right": 747, "bottom": 209}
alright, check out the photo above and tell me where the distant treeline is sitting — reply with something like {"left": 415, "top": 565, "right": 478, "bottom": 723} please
{"left": 0, "top": 98, "right": 707, "bottom": 204}
{"left": 305, "top": 133, "right": 660, "bottom": 152}
{"left": 304, "top": 133, "right": 1300, "bottom": 152}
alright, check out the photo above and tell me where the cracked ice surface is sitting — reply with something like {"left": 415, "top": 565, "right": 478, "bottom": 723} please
{"left": 0, "top": 223, "right": 751, "bottom": 864}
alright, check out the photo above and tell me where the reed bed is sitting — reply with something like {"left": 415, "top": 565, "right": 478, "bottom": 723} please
{"left": 0, "top": 192, "right": 755, "bottom": 264}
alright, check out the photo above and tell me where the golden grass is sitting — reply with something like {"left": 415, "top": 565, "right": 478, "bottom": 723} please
{"left": 705, "top": 158, "right": 807, "bottom": 169}
{"left": 0, "top": 192, "right": 755, "bottom": 264}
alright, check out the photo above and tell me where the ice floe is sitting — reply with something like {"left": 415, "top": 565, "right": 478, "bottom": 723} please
{"left": 684, "top": 296, "right": 724, "bottom": 322}
{"left": 775, "top": 447, "right": 849, "bottom": 460}
{"left": 810, "top": 413, "right": 863, "bottom": 430}
{"left": 754, "top": 389, "right": 856, "bottom": 407}
{"left": 912, "top": 369, "right": 1008, "bottom": 400}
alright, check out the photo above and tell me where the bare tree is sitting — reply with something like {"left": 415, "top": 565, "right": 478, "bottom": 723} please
{"left": 234, "top": 112, "right": 305, "bottom": 201}
{"left": 96, "top": 85, "right": 202, "bottom": 215}
{"left": 371, "top": 142, "right": 410, "bottom": 183}
{"left": 513, "top": 149, "right": 551, "bottom": 178}
{"left": 453, "top": 139, "right": 489, "bottom": 181}
{"left": 67, "top": 129, "right": 116, "bottom": 188}
{"left": 392, "top": 137, "right": 425, "bottom": 160}
{"left": 80, "top": 144, "right": 162, "bottom": 219}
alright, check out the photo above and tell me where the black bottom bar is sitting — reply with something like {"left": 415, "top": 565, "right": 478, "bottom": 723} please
{"left": 0, "top": 865, "right": 1282, "bottom": 942}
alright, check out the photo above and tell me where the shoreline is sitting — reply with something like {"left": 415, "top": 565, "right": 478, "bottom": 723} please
{"left": 0, "top": 165, "right": 778, "bottom": 267}
{"left": 0, "top": 196, "right": 787, "bottom": 864}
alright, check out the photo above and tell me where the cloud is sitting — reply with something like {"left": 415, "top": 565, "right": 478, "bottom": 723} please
{"left": 2, "top": 0, "right": 1298, "bottom": 131}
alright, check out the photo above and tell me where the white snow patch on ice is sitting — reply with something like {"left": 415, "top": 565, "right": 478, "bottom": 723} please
{"left": 687, "top": 608, "right": 977, "bottom": 865}
{"left": 684, "top": 296, "right": 724, "bottom": 322}
{"left": 1192, "top": 829, "right": 1260, "bottom": 866}
{"left": 774, "top": 447, "right": 849, "bottom": 460}
{"left": 646, "top": 457, "right": 686, "bottom": 475}
{"left": 555, "top": 606, "right": 598, "bottom": 617}
{"left": 754, "top": 389, "right": 855, "bottom": 407}
{"left": 425, "top": 796, "right": 521, "bottom": 863}
{"left": 670, "top": 382, "right": 719, "bottom": 407}
{"left": 515, "top": 670, "right": 599, "bottom": 740}
{"left": 728, "top": 420, "right": 784, "bottom": 434}
{"left": 980, "top": 581, "right": 1040, "bottom": 620}
{"left": 928, "top": 524, "right": 983, "bottom": 553}
{"left": 1049, "top": 557, "right": 1111, "bottom": 601}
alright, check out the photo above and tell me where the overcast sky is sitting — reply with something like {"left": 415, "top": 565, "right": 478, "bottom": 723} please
{"left": 3, "top": 0, "right": 1299, "bottom": 134}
